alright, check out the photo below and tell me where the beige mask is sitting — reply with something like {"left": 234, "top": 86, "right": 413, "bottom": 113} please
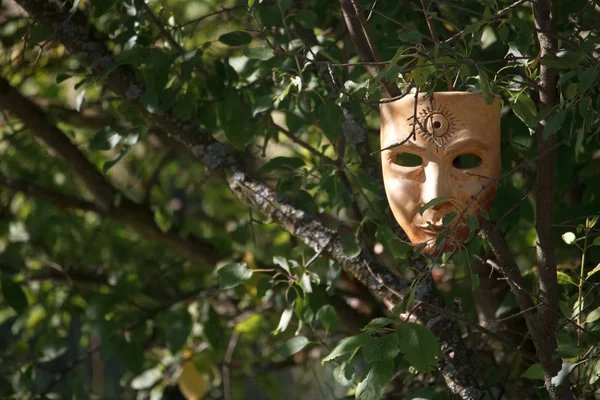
{"left": 380, "top": 92, "right": 500, "bottom": 255}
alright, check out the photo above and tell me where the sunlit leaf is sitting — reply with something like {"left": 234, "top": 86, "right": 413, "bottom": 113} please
{"left": 278, "top": 336, "right": 309, "bottom": 357}
{"left": 273, "top": 307, "right": 294, "bottom": 335}
{"left": 557, "top": 271, "right": 576, "bottom": 286}
{"left": 322, "top": 334, "right": 368, "bottom": 364}
{"left": 561, "top": 232, "right": 576, "bottom": 245}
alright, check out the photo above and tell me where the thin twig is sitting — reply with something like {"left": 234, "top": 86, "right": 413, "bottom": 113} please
{"left": 419, "top": 0, "right": 453, "bottom": 90}
{"left": 223, "top": 331, "right": 241, "bottom": 400}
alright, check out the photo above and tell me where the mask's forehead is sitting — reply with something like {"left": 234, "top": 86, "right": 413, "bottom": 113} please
{"left": 380, "top": 93, "right": 500, "bottom": 154}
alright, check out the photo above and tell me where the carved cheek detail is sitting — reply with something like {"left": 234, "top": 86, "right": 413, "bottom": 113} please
{"left": 455, "top": 181, "right": 484, "bottom": 201}
{"left": 385, "top": 178, "right": 421, "bottom": 226}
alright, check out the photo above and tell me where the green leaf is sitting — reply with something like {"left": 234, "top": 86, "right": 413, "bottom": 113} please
{"left": 392, "top": 285, "right": 415, "bottom": 315}
{"left": 316, "top": 305, "right": 339, "bottom": 332}
{"left": 343, "top": 235, "right": 361, "bottom": 259}
{"left": 442, "top": 211, "right": 457, "bottom": 226}
{"left": 102, "top": 152, "right": 126, "bottom": 173}
{"left": 397, "top": 322, "right": 440, "bottom": 373}
{"left": 477, "top": 67, "right": 495, "bottom": 105}
{"left": 540, "top": 55, "right": 578, "bottom": 69}
{"left": 589, "top": 360, "right": 600, "bottom": 385}
{"left": 543, "top": 110, "right": 567, "bottom": 139}
{"left": 471, "top": 273, "right": 480, "bottom": 290}
{"left": 278, "top": 336, "right": 309, "bottom": 357}
{"left": 244, "top": 47, "right": 275, "bottom": 60}
{"left": 258, "top": 156, "right": 305, "bottom": 174}
{"left": 362, "top": 318, "right": 396, "bottom": 332}
{"left": 131, "top": 368, "right": 162, "bottom": 390}
{"left": 219, "top": 90, "right": 253, "bottom": 149}
{"left": 373, "top": 47, "right": 409, "bottom": 89}
{"left": 55, "top": 74, "right": 72, "bottom": 84}
{"left": 322, "top": 334, "right": 368, "bottom": 364}
{"left": 413, "top": 56, "right": 435, "bottom": 88}
{"left": 1, "top": 278, "right": 28, "bottom": 314}
{"left": 398, "top": 30, "right": 422, "bottom": 43}
{"left": 273, "top": 256, "right": 292, "bottom": 274}
{"left": 510, "top": 93, "right": 537, "bottom": 127}
{"left": 333, "top": 361, "right": 355, "bottom": 387}
{"left": 418, "top": 197, "right": 449, "bottom": 215}
{"left": 355, "top": 359, "right": 394, "bottom": 400}
{"left": 118, "top": 340, "right": 145, "bottom": 373}
{"left": 557, "top": 271, "right": 576, "bottom": 286}
{"left": 466, "top": 215, "right": 479, "bottom": 231}
{"left": 555, "top": 344, "right": 585, "bottom": 359}
{"left": 521, "top": 363, "right": 544, "bottom": 380}
{"left": 586, "top": 307, "right": 600, "bottom": 324}
{"left": 218, "top": 31, "right": 252, "bottom": 46}
{"left": 561, "top": 232, "right": 576, "bottom": 245}
{"left": 587, "top": 263, "right": 600, "bottom": 279}
{"left": 90, "top": 127, "right": 123, "bottom": 151}
{"left": 317, "top": 99, "right": 343, "bottom": 141}
{"left": 75, "top": 88, "right": 86, "bottom": 112}
{"left": 295, "top": 10, "right": 318, "bottom": 28}
{"left": 160, "top": 306, "right": 193, "bottom": 354}
{"left": 577, "top": 67, "right": 599, "bottom": 94}
{"left": 593, "top": 237, "right": 600, "bottom": 247}
{"left": 361, "top": 333, "right": 402, "bottom": 363}
{"left": 30, "top": 24, "right": 53, "bottom": 44}
{"left": 204, "top": 306, "right": 224, "bottom": 350}
{"left": 217, "top": 262, "right": 253, "bottom": 289}
{"left": 248, "top": 0, "right": 256, "bottom": 7}
{"left": 273, "top": 307, "right": 294, "bottom": 335}
{"left": 299, "top": 273, "right": 312, "bottom": 294}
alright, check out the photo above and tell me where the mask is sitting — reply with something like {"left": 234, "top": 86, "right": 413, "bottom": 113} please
{"left": 380, "top": 92, "right": 500, "bottom": 255}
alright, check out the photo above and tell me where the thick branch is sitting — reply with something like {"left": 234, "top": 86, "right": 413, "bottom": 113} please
{"left": 0, "top": 77, "right": 115, "bottom": 211}
{"left": 531, "top": 0, "right": 572, "bottom": 398}
{"left": 0, "top": 174, "right": 103, "bottom": 214}
{"left": 480, "top": 221, "right": 536, "bottom": 313}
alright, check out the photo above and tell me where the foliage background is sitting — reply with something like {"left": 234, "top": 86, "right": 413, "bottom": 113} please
{"left": 0, "top": 0, "right": 599, "bottom": 399}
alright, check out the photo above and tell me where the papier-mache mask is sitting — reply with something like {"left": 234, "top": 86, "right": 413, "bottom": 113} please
{"left": 380, "top": 92, "right": 501, "bottom": 255}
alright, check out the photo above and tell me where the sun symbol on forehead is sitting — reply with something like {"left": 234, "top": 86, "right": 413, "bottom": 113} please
{"left": 411, "top": 100, "right": 462, "bottom": 148}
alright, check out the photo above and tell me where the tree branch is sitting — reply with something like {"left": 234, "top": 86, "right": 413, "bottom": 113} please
{"left": 480, "top": 218, "right": 574, "bottom": 399}
{"left": 0, "top": 174, "right": 103, "bottom": 214}
{"left": 0, "top": 77, "right": 115, "bottom": 211}
{"left": 530, "top": 0, "right": 573, "bottom": 397}
{"left": 339, "top": 0, "right": 401, "bottom": 97}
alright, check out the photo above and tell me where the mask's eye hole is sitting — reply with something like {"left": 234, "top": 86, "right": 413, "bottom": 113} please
{"left": 395, "top": 153, "right": 423, "bottom": 167}
{"left": 453, "top": 153, "right": 482, "bottom": 169}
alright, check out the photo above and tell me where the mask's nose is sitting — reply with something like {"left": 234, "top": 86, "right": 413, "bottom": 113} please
{"left": 421, "top": 161, "right": 450, "bottom": 206}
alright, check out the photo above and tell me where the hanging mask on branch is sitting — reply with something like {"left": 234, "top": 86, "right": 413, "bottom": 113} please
{"left": 380, "top": 92, "right": 501, "bottom": 255}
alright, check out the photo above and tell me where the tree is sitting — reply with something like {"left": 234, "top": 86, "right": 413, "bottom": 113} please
{"left": 0, "top": 0, "right": 598, "bottom": 398}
